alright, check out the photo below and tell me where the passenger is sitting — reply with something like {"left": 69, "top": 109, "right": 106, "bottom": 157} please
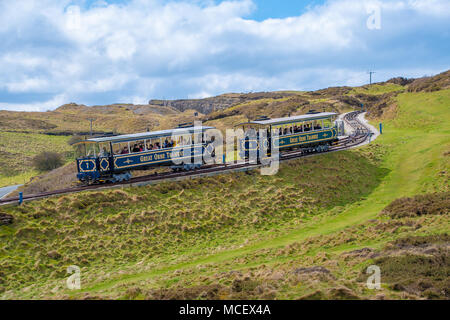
{"left": 293, "top": 125, "right": 298, "bottom": 133}
{"left": 132, "top": 144, "right": 139, "bottom": 153}
{"left": 279, "top": 128, "right": 282, "bottom": 136}
{"left": 155, "top": 142, "right": 161, "bottom": 149}
{"left": 139, "top": 144, "right": 144, "bottom": 152}
{"left": 163, "top": 139, "right": 169, "bottom": 148}
{"left": 283, "top": 128, "right": 288, "bottom": 135}
{"left": 121, "top": 146, "right": 129, "bottom": 154}
{"left": 100, "top": 147, "right": 108, "bottom": 157}
{"left": 148, "top": 144, "right": 154, "bottom": 150}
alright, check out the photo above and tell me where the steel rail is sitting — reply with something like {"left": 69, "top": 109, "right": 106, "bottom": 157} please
{"left": 0, "top": 111, "right": 371, "bottom": 205}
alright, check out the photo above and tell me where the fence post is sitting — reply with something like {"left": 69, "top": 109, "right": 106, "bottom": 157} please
{"left": 19, "top": 192, "right": 23, "bottom": 205}
{"left": 379, "top": 123, "right": 383, "bottom": 134}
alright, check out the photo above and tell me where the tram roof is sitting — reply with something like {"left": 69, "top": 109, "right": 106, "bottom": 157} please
{"left": 86, "top": 126, "right": 215, "bottom": 143}
{"left": 241, "top": 112, "right": 338, "bottom": 126}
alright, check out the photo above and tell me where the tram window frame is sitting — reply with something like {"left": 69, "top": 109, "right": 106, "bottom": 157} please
{"left": 304, "top": 121, "right": 312, "bottom": 132}
{"left": 162, "top": 136, "right": 175, "bottom": 149}
{"left": 323, "top": 118, "right": 332, "bottom": 128}
{"left": 112, "top": 142, "right": 129, "bottom": 155}
{"left": 129, "top": 140, "right": 145, "bottom": 153}
{"left": 98, "top": 142, "right": 111, "bottom": 157}
{"left": 313, "top": 120, "right": 322, "bottom": 131}
{"left": 146, "top": 138, "right": 162, "bottom": 150}
{"left": 86, "top": 143, "right": 99, "bottom": 157}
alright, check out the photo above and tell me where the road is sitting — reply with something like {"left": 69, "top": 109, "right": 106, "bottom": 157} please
{"left": 0, "top": 185, "right": 22, "bottom": 199}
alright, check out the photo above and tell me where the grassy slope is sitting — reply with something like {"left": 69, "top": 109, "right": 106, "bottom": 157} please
{"left": 0, "top": 89, "right": 448, "bottom": 299}
{"left": 0, "top": 132, "right": 73, "bottom": 187}
{"left": 348, "top": 83, "right": 405, "bottom": 95}
{"left": 0, "top": 83, "right": 394, "bottom": 188}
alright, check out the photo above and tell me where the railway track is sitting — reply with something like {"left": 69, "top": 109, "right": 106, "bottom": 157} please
{"left": 0, "top": 111, "right": 372, "bottom": 205}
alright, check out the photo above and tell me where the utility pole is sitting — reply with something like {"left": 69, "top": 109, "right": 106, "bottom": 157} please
{"left": 88, "top": 118, "right": 94, "bottom": 136}
{"left": 368, "top": 71, "right": 376, "bottom": 85}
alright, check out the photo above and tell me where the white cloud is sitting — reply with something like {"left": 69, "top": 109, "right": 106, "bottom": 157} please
{"left": 5, "top": 78, "right": 50, "bottom": 93}
{"left": 0, "top": 94, "right": 68, "bottom": 112}
{"left": 0, "top": 0, "right": 449, "bottom": 111}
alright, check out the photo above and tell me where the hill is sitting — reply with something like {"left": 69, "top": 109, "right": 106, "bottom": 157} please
{"left": 0, "top": 77, "right": 448, "bottom": 299}
{"left": 2, "top": 70, "right": 449, "bottom": 192}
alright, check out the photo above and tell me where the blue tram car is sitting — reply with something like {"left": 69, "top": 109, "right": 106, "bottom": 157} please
{"left": 76, "top": 125, "right": 215, "bottom": 184}
{"left": 238, "top": 112, "right": 339, "bottom": 159}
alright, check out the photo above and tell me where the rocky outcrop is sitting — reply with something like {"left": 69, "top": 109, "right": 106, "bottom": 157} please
{"left": 149, "top": 92, "right": 298, "bottom": 115}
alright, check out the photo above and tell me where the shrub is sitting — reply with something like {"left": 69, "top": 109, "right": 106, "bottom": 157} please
{"left": 32, "top": 152, "right": 64, "bottom": 171}
{"left": 68, "top": 135, "right": 84, "bottom": 146}
{"left": 382, "top": 192, "right": 450, "bottom": 218}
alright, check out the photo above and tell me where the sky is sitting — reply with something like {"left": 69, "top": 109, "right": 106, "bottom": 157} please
{"left": 0, "top": 0, "right": 449, "bottom": 111}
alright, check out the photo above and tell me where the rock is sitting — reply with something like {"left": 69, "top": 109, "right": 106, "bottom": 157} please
{"left": 0, "top": 213, "right": 14, "bottom": 225}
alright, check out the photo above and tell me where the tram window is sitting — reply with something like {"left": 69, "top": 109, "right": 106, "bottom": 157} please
{"left": 146, "top": 138, "right": 160, "bottom": 150}
{"left": 304, "top": 122, "right": 312, "bottom": 131}
{"left": 130, "top": 140, "right": 144, "bottom": 153}
{"left": 113, "top": 142, "right": 129, "bottom": 155}
{"left": 99, "top": 142, "right": 110, "bottom": 157}
{"left": 313, "top": 120, "right": 322, "bottom": 130}
{"left": 178, "top": 134, "right": 192, "bottom": 146}
{"left": 86, "top": 143, "right": 99, "bottom": 157}
{"left": 162, "top": 137, "right": 172, "bottom": 149}
{"left": 174, "top": 135, "right": 191, "bottom": 147}
{"left": 323, "top": 118, "right": 332, "bottom": 128}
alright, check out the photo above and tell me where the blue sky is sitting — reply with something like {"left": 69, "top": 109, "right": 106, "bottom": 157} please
{"left": 240, "top": 0, "right": 327, "bottom": 20}
{"left": 81, "top": 0, "right": 328, "bottom": 20}
{"left": 0, "top": 0, "right": 449, "bottom": 111}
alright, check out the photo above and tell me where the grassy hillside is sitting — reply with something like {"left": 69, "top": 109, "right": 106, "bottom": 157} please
{"left": 0, "top": 84, "right": 384, "bottom": 187}
{"left": 0, "top": 132, "right": 73, "bottom": 187}
{"left": 0, "top": 105, "right": 200, "bottom": 135}
{"left": 0, "top": 87, "right": 448, "bottom": 299}
{"left": 6, "top": 70, "right": 447, "bottom": 188}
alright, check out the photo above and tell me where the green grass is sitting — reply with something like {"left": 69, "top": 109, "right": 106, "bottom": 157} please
{"left": 0, "top": 132, "right": 74, "bottom": 187}
{"left": 348, "top": 83, "right": 405, "bottom": 96}
{"left": 0, "top": 89, "right": 449, "bottom": 300}
{"left": 0, "top": 171, "right": 38, "bottom": 189}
